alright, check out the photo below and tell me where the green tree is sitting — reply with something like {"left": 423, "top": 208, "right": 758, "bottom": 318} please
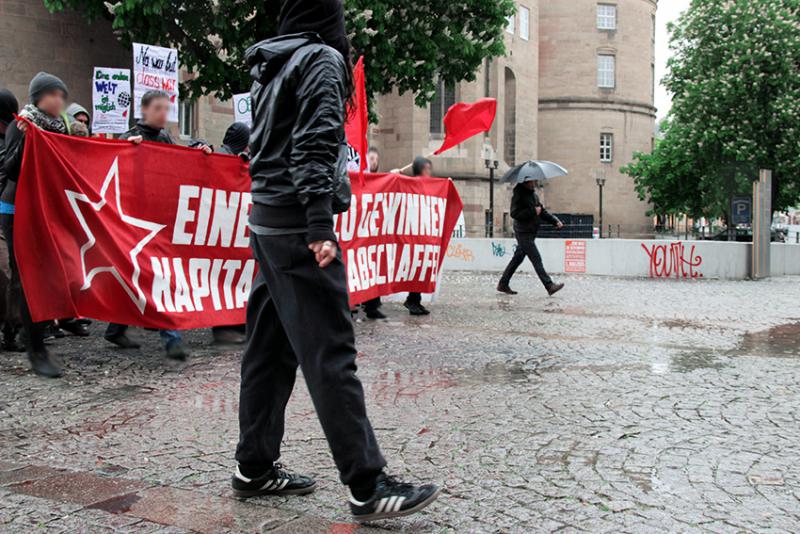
{"left": 43, "top": 0, "right": 515, "bottom": 105}
{"left": 624, "top": 0, "right": 800, "bottom": 216}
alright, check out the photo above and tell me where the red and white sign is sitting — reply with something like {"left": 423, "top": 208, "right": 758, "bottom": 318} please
{"left": 564, "top": 240, "right": 587, "bottom": 273}
{"left": 335, "top": 173, "right": 463, "bottom": 306}
{"left": 16, "top": 125, "right": 253, "bottom": 329}
{"left": 15, "top": 128, "right": 463, "bottom": 327}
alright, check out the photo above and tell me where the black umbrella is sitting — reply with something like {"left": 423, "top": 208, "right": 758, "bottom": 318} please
{"left": 500, "top": 160, "right": 569, "bottom": 184}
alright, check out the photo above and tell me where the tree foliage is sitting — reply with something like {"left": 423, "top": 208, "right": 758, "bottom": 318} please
{"left": 43, "top": 0, "right": 515, "bottom": 106}
{"left": 623, "top": 0, "right": 800, "bottom": 217}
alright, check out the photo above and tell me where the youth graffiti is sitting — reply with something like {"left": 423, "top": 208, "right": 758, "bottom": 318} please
{"left": 641, "top": 242, "right": 704, "bottom": 279}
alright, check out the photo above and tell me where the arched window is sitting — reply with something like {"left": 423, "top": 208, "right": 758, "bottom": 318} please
{"left": 504, "top": 67, "right": 517, "bottom": 166}
{"left": 429, "top": 79, "right": 456, "bottom": 135}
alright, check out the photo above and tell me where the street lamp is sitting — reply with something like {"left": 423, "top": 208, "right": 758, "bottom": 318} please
{"left": 485, "top": 157, "right": 499, "bottom": 238}
{"left": 596, "top": 171, "right": 607, "bottom": 239}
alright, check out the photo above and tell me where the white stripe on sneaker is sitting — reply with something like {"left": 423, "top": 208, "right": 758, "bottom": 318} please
{"left": 259, "top": 479, "right": 276, "bottom": 491}
{"left": 385, "top": 496, "right": 398, "bottom": 513}
{"left": 375, "top": 497, "right": 388, "bottom": 514}
{"left": 393, "top": 496, "right": 406, "bottom": 512}
{"left": 234, "top": 466, "right": 252, "bottom": 483}
{"left": 278, "top": 478, "right": 289, "bottom": 490}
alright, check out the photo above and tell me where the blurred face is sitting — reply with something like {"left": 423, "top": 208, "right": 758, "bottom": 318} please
{"left": 74, "top": 112, "right": 89, "bottom": 126}
{"left": 420, "top": 163, "right": 433, "bottom": 177}
{"left": 37, "top": 90, "right": 66, "bottom": 118}
{"left": 367, "top": 151, "right": 379, "bottom": 173}
{"left": 524, "top": 181, "right": 536, "bottom": 190}
{"left": 142, "top": 97, "right": 170, "bottom": 129}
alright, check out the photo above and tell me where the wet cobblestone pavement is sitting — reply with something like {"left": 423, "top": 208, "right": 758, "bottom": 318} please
{"left": 2, "top": 272, "right": 800, "bottom": 533}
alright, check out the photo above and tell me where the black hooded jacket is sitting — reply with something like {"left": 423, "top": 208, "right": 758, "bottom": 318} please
{"left": 120, "top": 121, "right": 175, "bottom": 144}
{"left": 245, "top": 33, "right": 346, "bottom": 244}
{"left": 510, "top": 184, "right": 561, "bottom": 235}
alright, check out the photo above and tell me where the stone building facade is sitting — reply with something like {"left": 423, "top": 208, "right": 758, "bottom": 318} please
{"left": 1, "top": 1, "right": 657, "bottom": 237}
{"left": 372, "top": 0, "right": 658, "bottom": 237}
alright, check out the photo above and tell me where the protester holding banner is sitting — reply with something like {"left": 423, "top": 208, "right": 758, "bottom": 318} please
{"left": 234, "top": 0, "right": 439, "bottom": 522}
{"left": 361, "top": 146, "right": 387, "bottom": 320}
{"left": 0, "top": 88, "right": 23, "bottom": 353}
{"left": 403, "top": 156, "right": 435, "bottom": 316}
{"left": 2, "top": 72, "right": 76, "bottom": 377}
{"left": 104, "top": 89, "right": 195, "bottom": 359}
{"left": 211, "top": 121, "right": 252, "bottom": 345}
{"left": 66, "top": 103, "right": 91, "bottom": 133}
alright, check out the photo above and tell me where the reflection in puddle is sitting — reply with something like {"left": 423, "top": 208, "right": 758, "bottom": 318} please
{"left": 739, "top": 323, "right": 800, "bottom": 357}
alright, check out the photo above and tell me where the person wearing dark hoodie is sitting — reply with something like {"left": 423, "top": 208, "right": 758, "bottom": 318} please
{"left": 0, "top": 88, "right": 24, "bottom": 353}
{"left": 211, "top": 122, "right": 251, "bottom": 345}
{"left": 2, "top": 72, "right": 78, "bottom": 377}
{"left": 497, "top": 180, "right": 565, "bottom": 296}
{"left": 104, "top": 89, "right": 211, "bottom": 361}
{"left": 403, "top": 156, "right": 434, "bottom": 316}
{"left": 233, "top": 0, "right": 439, "bottom": 522}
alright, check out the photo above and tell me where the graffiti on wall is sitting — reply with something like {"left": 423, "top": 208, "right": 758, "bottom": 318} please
{"left": 641, "top": 242, "right": 704, "bottom": 279}
{"left": 446, "top": 243, "right": 475, "bottom": 262}
{"left": 491, "top": 242, "right": 507, "bottom": 257}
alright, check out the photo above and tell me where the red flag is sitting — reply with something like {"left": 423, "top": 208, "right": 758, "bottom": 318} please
{"left": 434, "top": 97, "right": 497, "bottom": 155}
{"left": 15, "top": 125, "right": 254, "bottom": 329}
{"left": 345, "top": 56, "right": 368, "bottom": 180}
{"left": 335, "top": 172, "right": 463, "bottom": 306}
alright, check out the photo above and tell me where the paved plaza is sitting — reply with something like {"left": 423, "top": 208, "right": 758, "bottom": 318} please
{"left": 1, "top": 272, "right": 800, "bottom": 533}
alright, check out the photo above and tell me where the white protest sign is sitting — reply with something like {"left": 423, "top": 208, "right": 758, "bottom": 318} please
{"left": 233, "top": 93, "right": 252, "bottom": 127}
{"left": 91, "top": 67, "right": 132, "bottom": 134}
{"left": 132, "top": 43, "right": 179, "bottom": 123}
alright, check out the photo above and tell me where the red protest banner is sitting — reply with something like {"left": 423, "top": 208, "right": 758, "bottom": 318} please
{"left": 15, "top": 125, "right": 254, "bottom": 329}
{"left": 335, "top": 173, "right": 463, "bottom": 306}
{"left": 344, "top": 56, "right": 368, "bottom": 178}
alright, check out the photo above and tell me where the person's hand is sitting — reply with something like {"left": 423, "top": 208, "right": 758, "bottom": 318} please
{"left": 556, "top": 221, "right": 564, "bottom": 230}
{"left": 198, "top": 145, "right": 212, "bottom": 155}
{"left": 127, "top": 135, "right": 143, "bottom": 145}
{"left": 308, "top": 240, "right": 338, "bottom": 268}
{"left": 17, "top": 120, "right": 29, "bottom": 134}
{"left": 536, "top": 206, "right": 543, "bottom": 216}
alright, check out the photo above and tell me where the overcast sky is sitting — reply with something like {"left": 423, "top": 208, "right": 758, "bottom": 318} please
{"left": 655, "top": 0, "right": 691, "bottom": 119}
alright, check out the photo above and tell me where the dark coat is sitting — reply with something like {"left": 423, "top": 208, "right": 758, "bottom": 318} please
{"left": 510, "top": 184, "right": 561, "bottom": 235}
{"left": 1, "top": 121, "right": 26, "bottom": 205}
{"left": 120, "top": 121, "right": 175, "bottom": 144}
{"left": 244, "top": 33, "right": 347, "bottom": 243}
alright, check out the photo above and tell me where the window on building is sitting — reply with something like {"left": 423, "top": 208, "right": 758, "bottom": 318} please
{"left": 519, "top": 6, "right": 530, "bottom": 41}
{"left": 429, "top": 79, "right": 456, "bottom": 135}
{"left": 597, "top": 4, "right": 617, "bottom": 30}
{"left": 179, "top": 99, "right": 194, "bottom": 138}
{"left": 597, "top": 54, "right": 616, "bottom": 88}
{"left": 600, "top": 133, "right": 614, "bottom": 162}
{"left": 504, "top": 68, "right": 517, "bottom": 166}
{"left": 506, "top": 13, "right": 515, "bottom": 34}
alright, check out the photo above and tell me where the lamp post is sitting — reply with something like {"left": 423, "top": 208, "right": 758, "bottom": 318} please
{"left": 485, "top": 157, "right": 499, "bottom": 237}
{"left": 596, "top": 171, "right": 607, "bottom": 239}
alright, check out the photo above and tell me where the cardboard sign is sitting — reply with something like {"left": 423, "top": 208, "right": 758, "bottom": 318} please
{"left": 565, "top": 240, "right": 587, "bottom": 273}
{"left": 91, "top": 67, "right": 132, "bottom": 134}
{"left": 132, "top": 43, "right": 179, "bottom": 123}
{"left": 232, "top": 93, "right": 252, "bottom": 127}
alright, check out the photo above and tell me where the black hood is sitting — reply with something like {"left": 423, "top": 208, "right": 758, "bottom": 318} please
{"left": 245, "top": 33, "right": 323, "bottom": 85}
{"left": 278, "top": 0, "right": 349, "bottom": 61}
{"left": 223, "top": 122, "right": 251, "bottom": 155}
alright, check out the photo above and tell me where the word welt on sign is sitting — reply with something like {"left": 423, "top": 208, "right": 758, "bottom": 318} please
{"left": 335, "top": 173, "right": 463, "bottom": 306}
{"left": 15, "top": 126, "right": 253, "bottom": 330}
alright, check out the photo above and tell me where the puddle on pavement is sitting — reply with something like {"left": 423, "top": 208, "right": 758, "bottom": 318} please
{"left": 739, "top": 323, "right": 800, "bottom": 358}
{"left": 371, "top": 362, "right": 531, "bottom": 402}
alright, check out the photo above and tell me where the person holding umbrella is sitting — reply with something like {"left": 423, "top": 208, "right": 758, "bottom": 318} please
{"left": 497, "top": 161, "right": 567, "bottom": 296}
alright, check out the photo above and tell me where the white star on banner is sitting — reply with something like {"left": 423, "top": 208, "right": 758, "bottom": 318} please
{"left": 65, "top": 157, "right": 165, "bottom": 314}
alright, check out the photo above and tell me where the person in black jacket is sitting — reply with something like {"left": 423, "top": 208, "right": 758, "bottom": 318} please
{"left": 104, "top": 90, "right": 210, "bottom": 360}
{"left": 497, "top": 181, "right": 565, "bottom": 296}
{"left": 361, "top": 147, "right": 386, "bottom": 320}
{"left": 404, "top": 156, "right": 434, "bottom": 315}
{"left": 2, "top": 73, "right": 76, "bottom": 377}
{"left": 0, "top": 88, "right": 23, "bottom": 353}
{"left": 233, "top": 0, "right": 439, "bottom": 522}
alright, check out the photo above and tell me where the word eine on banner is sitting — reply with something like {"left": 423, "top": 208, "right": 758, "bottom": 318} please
{"left": 150, "top": 185, "right": 255, "bottom": 314}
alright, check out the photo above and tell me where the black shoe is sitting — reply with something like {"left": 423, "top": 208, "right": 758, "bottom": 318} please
{"left": 28, "top": 350, "right": 63, "bottom": 378}
{"left": 3, "top": 329, "right": 25, "bottom": 352}
{"left": 44, "top": 324, "right": 66, "bottom": 340}
{"left": 232, "top": 464, "right": 317, "bottom": 498}
{"left": 165, "top": 343, "right": 189, "bottom": 361}
{"left": 212, "top": 327, "right": 246, "bottom": 345}
{"left": 496, "top": 284, "right": 518, "bottom": 295}
{"left": 546, "top": 282, "right": 565, "bottom": 296}
{"left": 59, "top": 320, "right": 90, "bottom": 337}
{"left": 365, "top": 308, "right": 388, "bottom": 320}
{"left": 350, "top": 474, "right": 440, "bottom": 522}
{"left": 105, "top": 334, "right": 141, "bottom": 349}
{"left": 404, "top": 302, "right": 430, "bottom": 316}
{"left": 76, "top": 318, "right": 92, "bottom": 326}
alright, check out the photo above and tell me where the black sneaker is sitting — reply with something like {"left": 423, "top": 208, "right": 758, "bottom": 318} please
{"left": 231, "top": 464, "right": 317, "bottom": 498}
{"left": 365, "top": 308, "right": 388, "bottom": 320}
{"left": 350, "top": 474, "right": 440, "bottom": 522}
{"left": 105, "top": 334, "right": 141, "bottom": 349}
{"left": 404, "top": 302, "right": 431, "bottom": 316}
